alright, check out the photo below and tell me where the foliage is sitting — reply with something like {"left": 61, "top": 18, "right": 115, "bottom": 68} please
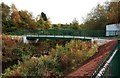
{"left": 2, "top": 35, "right": 68, "bottom": 63}
{"left": 82, "top": 4, "right": 108, "bottom": 30}
{"left": 2, "top": 60, "right": 21, "bottom": 76}
{"left": 52, "top": 21, "right": 81, "bottom": 30}
{"left": 2, "top": 35, "right": 36, "bottom": 62}
{"left": 1, "top": 2, "right": 12, "bottom": 33}
{"left": 3, "top": 40, "right": 98, "bottom": 76}
{"left": 1, "top": 2, "right": 120, "bottom": 34}
{"left": 1, "top": 2, "right": 52, "bottom": 34}
{"left": 82, "top": 1, "right": 120, "bottom": 30}
{"left": 19, "top": 10, "right": 37, "bottom": 30}
{"left": 36, "top": 14, "right": 52, "bottom": 30}
{"left": 107, "top": 2, "right": 120, "bottom": 24}
{"left": 50, "top": 40, "right": 97, "bottom": 71}
{"left": 11, "top": 4, "right": 21, "bottom": 28}
{"left": 41, "top": 12, "right": 48, "bottom": 21}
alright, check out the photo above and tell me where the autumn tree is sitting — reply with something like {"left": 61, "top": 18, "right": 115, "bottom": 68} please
{"left": 82, "top": 1, "right": 120, "bottom": 30}
{"left": 71, "top": 18, "right": 80, "bottom": 29}
{"left": 82, "top": 4, "right": 108, "bottom": 30}
{"left": 1, "top": 2, "right": 14, "bottom": 33}
{"left": 41, "top": 12, "right": 47, "bottom": 21}
{"left": 107, "top": 2, "right": 120, "bottom": 24}
{"left": 36, "top": 12, "right": 52, "bottom": 30}
{"left": 11, "top": 4, "right": 21, "bottom": 28}
{"left": 19, "top": 10, "right": 37, "bottom": 30}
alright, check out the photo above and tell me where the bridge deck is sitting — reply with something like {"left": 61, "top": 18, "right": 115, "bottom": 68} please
{"left": 26, "top": 35, "right": 118, "bottom": 40}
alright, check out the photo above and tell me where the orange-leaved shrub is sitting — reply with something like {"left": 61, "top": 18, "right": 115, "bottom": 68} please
{"left": 2, "top": 40, "right": 98, "bottom": 77}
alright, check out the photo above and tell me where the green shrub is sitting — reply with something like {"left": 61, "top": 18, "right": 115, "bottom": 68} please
{"left": 2, "top": 40, "right": 36, "bottom": 62}
{"left": 12, "top": 56, "right": 64, "bottom": 76}
{"left": 3, "top": 40, "right": 98, "bottom": 76}
{"left": 49, "top": 40, "right": 98, "bottom": 72}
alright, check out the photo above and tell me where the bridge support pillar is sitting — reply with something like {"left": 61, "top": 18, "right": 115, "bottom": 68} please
{"left": 23, "top": 36, "right": 28, "bottom": 44}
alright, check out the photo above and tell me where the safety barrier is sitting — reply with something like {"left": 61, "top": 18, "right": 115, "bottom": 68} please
{"left": 8, "top": 29, "right": 120, "bottom": 37}
{"left": 91, "top": 40, "right": 119, "bottom": 77}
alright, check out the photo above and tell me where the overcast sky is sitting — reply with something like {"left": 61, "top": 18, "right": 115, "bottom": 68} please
{"left": 1, "top": 0, "right": 110, "bottom": 24}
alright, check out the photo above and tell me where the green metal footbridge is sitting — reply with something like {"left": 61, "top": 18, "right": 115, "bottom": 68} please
{"left": 13, "top": 29, "right": 118, "bottom": 41}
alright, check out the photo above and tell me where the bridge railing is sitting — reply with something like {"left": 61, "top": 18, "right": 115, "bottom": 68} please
{"left": 91, "top": 41, "right": 119, "bottom": 77}
{"left": 24, "top": 29, "right": 115, "bottom": 36}
{"left": 7, "top": 29, "right": 120, "bottom": 37}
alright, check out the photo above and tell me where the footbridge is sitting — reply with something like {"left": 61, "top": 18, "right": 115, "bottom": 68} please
{"left": 16, "top": 29, "right": 120, "bottom": 43}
